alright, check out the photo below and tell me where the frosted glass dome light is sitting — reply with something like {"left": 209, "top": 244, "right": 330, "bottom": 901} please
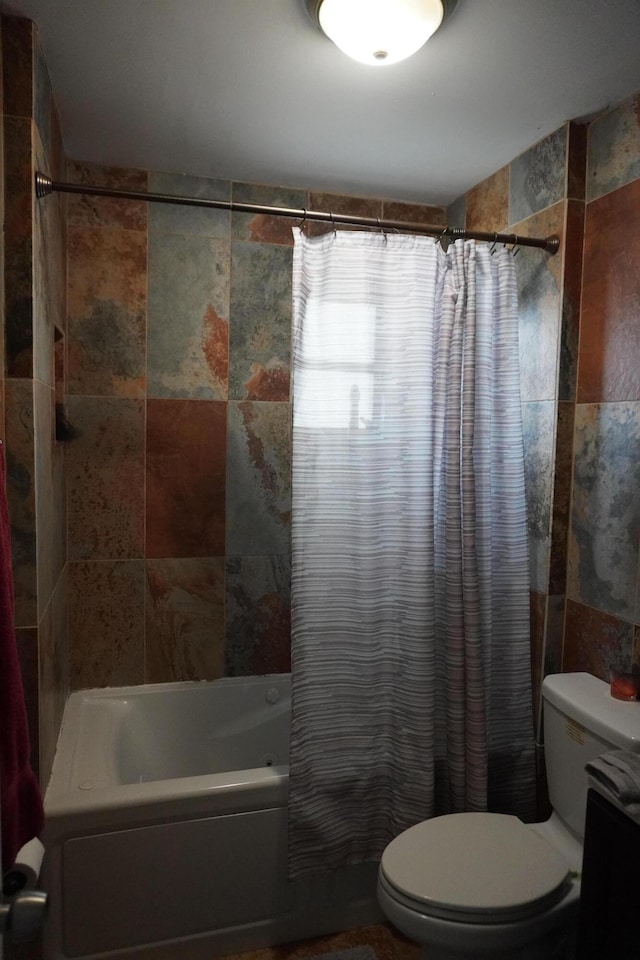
{"left": 315, "top": 0, "right": 447, "bottom": 66}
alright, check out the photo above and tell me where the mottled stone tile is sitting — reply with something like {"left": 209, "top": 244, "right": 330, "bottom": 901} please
{"left": 5, "top": 379, "right": 37, "bottom": 627}
{"left": 145, "top": 557, "right": 225, "bottom": 682}
{"left": 67, "top": 226, "right": 147, "bottom": 397}
{"left": 548, "top": 401, "right": 574, "bottom": 595}
{"left": 558, "top": 200, "right": 584, "bottom": 401}
{"left": 54, "top": 325, "right": 65, "bottom": 407}
{"left": 146, "top": 399, "right": 226, "bottom": 558}
{"left": 15, "top": 627, "right": 39, "bottom": 782}
{"left": 234, "top": 924, "right": 400, "bottom": 960}
{"left": 226, "top": 402, "right": 291, "bottom": 556}
{"left": 563, "top": 599, "right": 634, "bottom": 681}
{"left": 544, "top": 595, "right": 565, "bottom": 679}
{"left": 512, "top": 202, "right": 564, "bottom": 402}
{"left": 34, "top": 380, "right": 56, "bottom": 617}
{"left": 225, "top": 555, "right": 291, "bottom": 676}
{"left": 587, "top": 92, "right": 640, "bottom": 202}
{"left": 37, "top": 606, "right": 53, "bottom": 788}
{"left": 66, "top": 160, "right": 148, "bottom": 230}
{"left": 38, "top": 573, "right": 67, "bottom": 789}
{"left": 4, "top": 117, "right": 34, "bottom": 378}
{"left": 149, "top": 170, "right": 230, "bottom": 238}
{"left": 567, "top": 122, "right": 588, "bottom": 201}
{"left": 148, "top": 232, "right": 229, "bottom": 399}
{"left": 33, "top": 133, "right": 62, "bottom": 388}
{"left": 535, "top": 743, "right": 552, "bottom": 821}
{"left": 229, "top": 242, "right": 291, "bottom": 400}
{"left": 2, "top": 17, "right": 33, "bottom": 119}
{"left": 50, "top": 100, "right": 65, "bottom": 182}
{"left": 530, "top": 590, "right": 546, "bottom": 737}
{"left": 66, "top": 396, "right": 145, "bottom": 560}
{"left": 382, "top": 199, "right": 446, "bottom": 228}
{"left": 568, "top": 403, "right": 640, "bottom": 619}
{"left": 446, "top": 194, "right": 466, "bottom": 230}
{"left": 232, "top": 182, "right": 307, "bottom": 246}
{"left": 68, "top": 560, "right": 145, "bottom": 690}
{"left": 33, "top": 34, "right": 51, "bottom": 161}
{"left": 522, "top": 401, "right": 555, "bottom": 594}
{"left": 465, "top": 166, "right": 509, "bottom": 233}
{"left": 52, "top": 403, "right": 66, "bottom": 567}
{"left": 387, "top": 928, "right": 422, "bottom": 960}
{"left": 306, "top": 192, "right": 381, "bottom": 237}
{"left": 510, "top": 126, "right": 567, "bottom": 224}
{"left": 52, "top": 570, "right": 68, "bottom": 718}
{"left": 555, "top": 400, "right": 575, "bottom": 463}
{"left": 579, "top": 177, "right": 640, "bottom": 403}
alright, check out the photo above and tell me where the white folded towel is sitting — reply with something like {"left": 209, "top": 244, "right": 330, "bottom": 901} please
{"left": 585, "top": 750, "right": 640, "bottom": 809}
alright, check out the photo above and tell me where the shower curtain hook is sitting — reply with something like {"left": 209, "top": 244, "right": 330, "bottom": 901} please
{"left": 511, "top": 240, "right": 520, "bottom": 257}
{"left": 434, "top": 226, "right": 447, "bottom": 247}
{"left": 298, "top": 208, "right": 308, "bottom": 232}
{"left": 330, "top": 212, "right": 337, "bottom": 237}
{"left": 489, "top": 233, "right": 498, "bottom": 255}
{"left": 377, "top": 218, "right": 387, "bottom": 244}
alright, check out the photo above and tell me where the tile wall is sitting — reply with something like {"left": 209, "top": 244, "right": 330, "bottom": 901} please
{"left": 449, "top": 122, "right": 584, "bottom": 744}
{"left": 64, "top": 164, "right": 446, "bottom": 690}
{"left": 2, "top": 15, "right": 68, "bottom": 788}
{"left": 448, "top": 92, "right": 640, "bottom": 742}
{"left": 565, "top": 93, "right": 640, "bottom": 677}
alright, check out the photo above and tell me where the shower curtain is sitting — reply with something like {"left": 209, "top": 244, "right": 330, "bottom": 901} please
{"left": 288, "top": 229, "right": 536, "bottom": 878}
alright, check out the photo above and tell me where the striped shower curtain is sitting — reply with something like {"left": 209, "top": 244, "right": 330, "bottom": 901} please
{"left": 288, "top": 229, "right": 536, "bottom": 878}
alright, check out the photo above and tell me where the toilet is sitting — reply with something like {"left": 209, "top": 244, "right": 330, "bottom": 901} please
{"left": 377, "top": 672, "right": 640, "bottom": 960}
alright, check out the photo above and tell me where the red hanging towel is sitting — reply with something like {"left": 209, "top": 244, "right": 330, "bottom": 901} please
{"left": 0, "top": 442, "right": 44, "bottom": 868}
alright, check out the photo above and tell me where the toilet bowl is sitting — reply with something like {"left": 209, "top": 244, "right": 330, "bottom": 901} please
{"left": 377, "top": 673, "right": 640, "bottom": 960}
{"left": 377, "top": 811, "right": 581, "bottom": 960}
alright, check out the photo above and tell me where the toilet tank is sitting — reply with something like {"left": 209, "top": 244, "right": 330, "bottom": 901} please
{"left": 542, "top": 672, "right": 640, "bottom": 840}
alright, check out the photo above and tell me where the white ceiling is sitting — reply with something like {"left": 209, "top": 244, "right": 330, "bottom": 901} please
{"left": 7, "top": 0, "right": 640, "bottom": 204}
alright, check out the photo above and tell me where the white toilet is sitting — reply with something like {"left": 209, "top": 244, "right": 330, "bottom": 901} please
{"left": 377, "top": 672, "right": 640, "bottom": 960}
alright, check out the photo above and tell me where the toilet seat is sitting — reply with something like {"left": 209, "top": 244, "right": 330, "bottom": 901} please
{"left": 379, "top": 812, "right": 572, "bottom": 925}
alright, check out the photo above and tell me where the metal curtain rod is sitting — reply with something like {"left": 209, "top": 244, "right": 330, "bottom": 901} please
{"left": 35, "top": 173, "right": 559, "bottom": 254}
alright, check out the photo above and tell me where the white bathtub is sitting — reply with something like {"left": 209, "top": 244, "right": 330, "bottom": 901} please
{"left": 43, "top": 674, "right": 380, "bottom": 960}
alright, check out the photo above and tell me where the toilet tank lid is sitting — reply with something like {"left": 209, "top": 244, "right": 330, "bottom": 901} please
{"left": 542, "top": 673, "right": 640, "bottom": 751}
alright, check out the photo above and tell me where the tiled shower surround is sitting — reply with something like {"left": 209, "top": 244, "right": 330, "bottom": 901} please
{"left": 63, "top": 161, "right": 446, "bottom": 691}
{"left": 2, "top": 16, "right": 67, "bottom": 789}
{"left": 3, "top": 14, "right": 640, "bottom": 794}
{"left": 449, "top": 99, "right": 640, "bottom": 738}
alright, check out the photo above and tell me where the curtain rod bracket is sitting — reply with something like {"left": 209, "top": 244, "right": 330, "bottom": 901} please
{"left": 35, "top": 172, "right": 53, "bottom": 199}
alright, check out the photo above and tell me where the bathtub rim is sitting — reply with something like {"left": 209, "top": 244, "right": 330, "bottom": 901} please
{"left": 45, "top": 673, "right": 291, "bottom": 821}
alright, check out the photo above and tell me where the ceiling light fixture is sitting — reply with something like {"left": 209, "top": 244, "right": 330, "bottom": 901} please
{"left": 306, "top": 0, "right": 457, "bottom": 67}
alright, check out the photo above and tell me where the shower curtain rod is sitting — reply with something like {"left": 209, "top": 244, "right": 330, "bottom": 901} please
{"left": 35, "top": 172, "right": 559, "bottom": 253}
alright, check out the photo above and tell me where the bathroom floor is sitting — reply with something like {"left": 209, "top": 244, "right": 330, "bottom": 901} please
{"left": 220, "top": 924, "right": 420, "bottom": 960}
